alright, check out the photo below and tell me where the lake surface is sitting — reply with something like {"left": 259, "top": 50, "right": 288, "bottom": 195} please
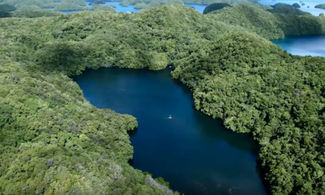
{"left": 274, "top": 35, "right": 325, "bottom": 56}
{"left": 258, "top": 0, "right": 325, "bottom": 16}
{"left": 74, "top": 68, "right": 266, "bottom": 195}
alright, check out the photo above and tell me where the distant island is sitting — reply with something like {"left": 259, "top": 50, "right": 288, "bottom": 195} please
{"left": 315, "top": 3, "right": 325, "bottom": 9}
{"left": 0, "top": 0, "right": 258, "bottom": 13}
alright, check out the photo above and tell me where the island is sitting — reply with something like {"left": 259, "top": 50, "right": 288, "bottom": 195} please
{"left": 315, "top": 3, "right": 325, "bottom": 9}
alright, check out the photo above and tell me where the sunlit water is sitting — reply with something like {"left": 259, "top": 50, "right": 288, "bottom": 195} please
{"left": 274, "top": 35, "right": 325, "bottom": 56}
{"left": 74, "top": 68, "right": 266, "bottom": 195}
{"left": 258, "top": 0, "right": 325, "bottom": 16}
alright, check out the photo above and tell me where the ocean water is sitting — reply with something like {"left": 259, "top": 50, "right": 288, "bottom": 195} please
{"left": 274, "top": 35, "right": 325, "bottom": 56}
{"left": 85, "top": 1, "right": 206, "bottom": 13}
{"left": 259, "top": 0, "right": 325, "bottom": 16}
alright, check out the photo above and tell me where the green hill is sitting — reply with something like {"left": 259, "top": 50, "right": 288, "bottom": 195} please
{"left": 207, "top": 4, "right": 325, "bottom": 39}
{"left": 206, "top": 4, "right": 284, "bottom": 39}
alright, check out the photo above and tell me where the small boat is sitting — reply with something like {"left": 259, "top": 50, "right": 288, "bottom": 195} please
{"left": 168, "top": 115, "right": 173, "bottom": 119}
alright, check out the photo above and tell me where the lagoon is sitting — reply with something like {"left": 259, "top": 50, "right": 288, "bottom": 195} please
{"left": 74, "top": 68, "right": 266, "bottom": 195}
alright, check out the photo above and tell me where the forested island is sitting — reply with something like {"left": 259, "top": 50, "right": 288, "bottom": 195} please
{"left": 315, "top": 4, "right": 325, "bottom": 10}
{"left": 0, "top": 0, "right": 325, "bottom": 194}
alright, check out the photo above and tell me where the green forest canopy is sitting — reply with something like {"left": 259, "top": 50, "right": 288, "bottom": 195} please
{"left": 206, "top": 4, "right": 325, "bottom": 39}
{"left": 0, "top": 3, "right": 324, "bottom": 195}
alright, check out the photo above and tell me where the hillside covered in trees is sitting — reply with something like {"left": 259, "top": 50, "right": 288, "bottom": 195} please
{"left": 206, "top": 3, "right": 325, "bottom": 39}
{"left": 0, "top": 3, "right": 324, "bottom": 195}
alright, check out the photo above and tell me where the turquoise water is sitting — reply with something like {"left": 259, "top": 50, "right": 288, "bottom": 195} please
{"left": 184, "top": 3, "right": 207, "bottom": 14}
{"left": 274, "top": 35, "right": 325, "bottom": 56}
{"left": 85, "top": 1, "right": 206, "bottom": 13}
{"left": 74, "top": 68, "right": 266, "bottom": 195}
{"left": 102, "top": 1, "right": 140, "bottom": 13}
{"left": 259, "top": 0, "right": 325, "bottom": 16}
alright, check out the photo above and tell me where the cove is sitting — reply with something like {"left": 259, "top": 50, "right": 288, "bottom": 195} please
{"left": 273, "top": 35, "right": 325, "bottom": 57}
{"left": 74, "top": 68, "right": 266, "bottom": 195}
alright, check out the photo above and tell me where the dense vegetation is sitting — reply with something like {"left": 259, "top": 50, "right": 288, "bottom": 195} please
{"left": 207, "top": 4, "right": 325, "bottom": 39}
{"left": 269, "top": 3, "right": 307, "bottom": 15}
{"left": 11, "top": 8, "right": 61, "bottom": 18}
{"left": 172, "top": 31, "right": 325, "bottom": 194}
{"left": 0, "top": 3, "right": 324, "bottom": 195}
{"left": 0, "top": 8, "right": 185, "bottom": 195}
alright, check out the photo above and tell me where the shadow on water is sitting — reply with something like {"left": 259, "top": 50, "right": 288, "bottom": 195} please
{"left": 127, "top": 127, "right": 138, "bottom": 137}
{"left": 172, "top": 78, "right": 259, "bottom": 155}
{"left": 74, "top": 67, "right": 266, "bottom": 195}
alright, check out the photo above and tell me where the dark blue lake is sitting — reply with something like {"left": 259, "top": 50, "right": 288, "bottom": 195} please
{"left": 274, "top": 35, "right": 325, "bottom": 57}
{"left": 74, "top": 68, "right": 266, "bottom": 195}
